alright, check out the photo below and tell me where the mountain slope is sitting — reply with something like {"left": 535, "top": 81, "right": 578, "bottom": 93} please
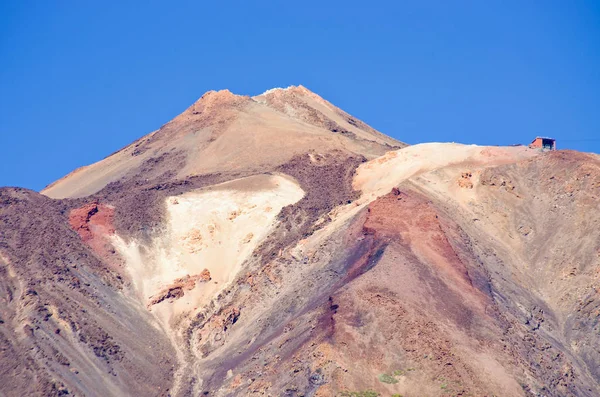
{"left": 1, "top": 87, "right": 599, "bottom": 397}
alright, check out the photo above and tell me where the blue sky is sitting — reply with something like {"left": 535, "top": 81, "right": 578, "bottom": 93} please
{"left": 1, "top": 1, "right": 599, "bottom": 191}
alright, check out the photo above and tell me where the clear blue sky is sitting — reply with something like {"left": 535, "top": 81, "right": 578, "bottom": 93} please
{"left": 1, "top": 1, "right": 599, "bottom": 191}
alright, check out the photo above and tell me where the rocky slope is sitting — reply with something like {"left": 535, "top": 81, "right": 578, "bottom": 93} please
{"left": 1, "top": 86, "right": 599, "bottom": 396}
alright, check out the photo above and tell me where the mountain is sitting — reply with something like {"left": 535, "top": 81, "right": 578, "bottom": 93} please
{"left": 1, "top": 86, "right": 599, "bottom": 397}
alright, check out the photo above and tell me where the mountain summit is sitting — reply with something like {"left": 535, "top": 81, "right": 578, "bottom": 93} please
{"left": 42, "top": 85, "right": 404, "bottom": 199}
{"left": 1, "top": 86, "right": 599, "bottom": 397}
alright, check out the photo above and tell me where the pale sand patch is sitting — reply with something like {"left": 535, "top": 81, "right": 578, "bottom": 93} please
{"left": 112, "top": 174, "right": 304, "bottom": 321}
{"left": 353, "top": 142, "right": 536, "bottom": 201}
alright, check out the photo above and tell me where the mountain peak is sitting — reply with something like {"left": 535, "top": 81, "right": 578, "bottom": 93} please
{"left": 198, "top": 88, "right": 241, "bottom": 100}
{"left": 257, "top": 84, "right": 311, "bottom": 96}
{"left": 41, "top": 85, "right": 405, "bottom": 199}
{"left": 189, "top": 85, "right": 326, "bottom": 112}
{"left": 188, "top": 88, "right": 251, "bottom": 112}
{"left": 254, "top": 84, "right": 325, "bottom": 104}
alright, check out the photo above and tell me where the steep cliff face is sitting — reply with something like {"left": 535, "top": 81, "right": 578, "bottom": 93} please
{"left": 1, "top": 87, "right": 598, "bottom": 397}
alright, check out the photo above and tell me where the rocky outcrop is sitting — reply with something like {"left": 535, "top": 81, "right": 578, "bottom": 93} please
{"left": 68, "top": 201, "right": 120, "bottom": 269}
{"left": 457, "top": 171, "right": 474, "bottom": 188}
{"left": 148, "top": 270, "right": 212, "bottom": 307}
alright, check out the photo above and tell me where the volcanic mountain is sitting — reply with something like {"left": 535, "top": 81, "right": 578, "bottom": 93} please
{"left": 1, "top": 86, "right": 599, "bottom": 397}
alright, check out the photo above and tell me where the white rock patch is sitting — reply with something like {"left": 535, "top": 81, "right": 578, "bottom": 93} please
{"left": 112, "top": 174, "right": 304, "bottom": 322}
